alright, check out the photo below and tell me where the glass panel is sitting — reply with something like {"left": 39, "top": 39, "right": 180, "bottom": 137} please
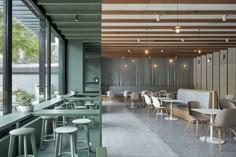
{"left": 12, "top": 0, "right": 40, "bottom": 111}
{"left": 0, "top": 7, "right": 3, "bottom": 116}
{"left": 51, "top": 30, "right": 60, "bottom": 98}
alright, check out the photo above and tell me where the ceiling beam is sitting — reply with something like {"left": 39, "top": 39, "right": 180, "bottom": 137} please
{"left": 102, "top": 10, "right": 236, "bottom": 15}
{"left": 37, "top": 0, "right": 101, "bottom": 5}
{"left": 102, "top": 0, "right": 236, "bottom": 4}
{"left": 46, "top": 10, "right": 101, "bottom": 16}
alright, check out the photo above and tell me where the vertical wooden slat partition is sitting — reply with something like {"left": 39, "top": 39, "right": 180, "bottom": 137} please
{"left": 201, "top": 55, "right": 207, "bottom": 90}
{"left": 196, "top": 56, "right": 202, "bottom": 89}
{"left": 227, "top": 48, "right": 236, "bottom": 96}
{"left": 219, "top": 50, "right": 228, "bottom": 98}
{"left": 206, "top": 54, "right": 213, "bottom": 90}
{"left": 213, "top": 52, "right": 220, "bottom": 96}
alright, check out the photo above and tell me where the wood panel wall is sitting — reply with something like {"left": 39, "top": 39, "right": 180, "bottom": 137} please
{"left": 194, "top": 48, "right": 236, "bottom": 98}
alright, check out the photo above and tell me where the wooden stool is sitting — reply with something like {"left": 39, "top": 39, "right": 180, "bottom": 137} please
{"left": 8, "top": 128, "right": 37, "bottom": 157}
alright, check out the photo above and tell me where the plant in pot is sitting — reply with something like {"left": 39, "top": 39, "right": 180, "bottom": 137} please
{"left": 15, "top": 90, "right": 34, "bottom": 112}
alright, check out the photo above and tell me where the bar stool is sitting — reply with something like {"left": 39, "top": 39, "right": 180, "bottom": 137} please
{"left": 54, "top": 105, "right": 67, "bottom": 126}
{"left": 8, "top": 128, "right": 37, "bottom": 157}
{"left": 72, "top": 119, "right": 92, "bottom": 156}
{"left": 40, "top": 116, "right": 58, "bottom": 149}
{"left": 54, "top": 126, "right": 78, "bottom": 157}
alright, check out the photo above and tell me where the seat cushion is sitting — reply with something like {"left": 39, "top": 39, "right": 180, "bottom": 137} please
{"left": 10, "top": 128, "right": 35, "bottom": 135}
{"left": 55, "top": 126, "right": 78, "bottom": 134}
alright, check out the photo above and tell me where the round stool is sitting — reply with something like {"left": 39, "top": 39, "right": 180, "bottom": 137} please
{"left": 40, "top": 116, "right": 58, "bottom": 149}
{"left": 84, "top": 103, "right": 95, "bottom": 110}
{"left": 72, "top": 119, "right": 92, "bottom": 156}
{"left": 8, "top": 128, "right": 37, "bottom": 157}
{"left": 54, "top": 126, "right": 78, "bottom": 157}
{"left": 54, "top": 105, "right": 66, "bottom": 126}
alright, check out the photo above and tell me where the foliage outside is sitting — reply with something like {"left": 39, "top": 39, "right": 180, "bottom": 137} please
{"left": 14, "top": 89, "right": 32, "bottom": 106}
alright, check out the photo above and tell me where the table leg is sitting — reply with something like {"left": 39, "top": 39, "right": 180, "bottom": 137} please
{"left": 164, "top": 101, "right": 178, "bottom": 120}
{"left": 199, "top": 115, "right": 225, "bottom": 144}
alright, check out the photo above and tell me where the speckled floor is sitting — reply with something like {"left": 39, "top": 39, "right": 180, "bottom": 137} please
{"left": 102, "top": 102, "right": 236, "bottom": 157}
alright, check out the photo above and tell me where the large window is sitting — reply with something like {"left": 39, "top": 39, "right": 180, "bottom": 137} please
{"left": 0, "top": 8, "right": 4, "bottom": 116}
{"left": 50, "top": 30, "right": 60, "bottom": 98}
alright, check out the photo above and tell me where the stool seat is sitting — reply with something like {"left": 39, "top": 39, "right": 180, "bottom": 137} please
{"left": 72, "top": 119, "right": 91, "bottom": 125}
{"left": 84, "top": 103, "right": 95, "bottom": 106}
{"left": 75, "top": 106, "right": 86, "bottom": 109}
{"left": 55, "top": 126, "right": 78, "bottom": 134}
{"left": 10, "top": 128, "right": 35, "bottom": 136}
{"left": 41, "top": 116, "right": 58, "bottom": 120}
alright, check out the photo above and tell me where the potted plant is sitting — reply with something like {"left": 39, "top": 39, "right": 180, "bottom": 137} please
{"left": 15, "top": 90, "right": 34, "bottom": 112}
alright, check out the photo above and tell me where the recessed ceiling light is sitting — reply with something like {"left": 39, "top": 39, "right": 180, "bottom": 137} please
{"left": 156, "top": 15, "right": 160, "bottom": 22}
{"left": 75, "top": 14, "right": 79, "bottom": 22}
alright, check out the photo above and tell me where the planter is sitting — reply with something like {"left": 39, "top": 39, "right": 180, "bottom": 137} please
{"left": 56, "top": 95, "right": 63, "bottom": 99}
{"left": 19, "top": 105, "right": 34, "bottom": 113}
{"left": 70, "top": 91, "right": 76, "bottom": 95}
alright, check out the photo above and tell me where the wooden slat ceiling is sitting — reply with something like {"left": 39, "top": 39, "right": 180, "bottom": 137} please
{"left": 101, "top": 0, "right": 236, "bottom": 58}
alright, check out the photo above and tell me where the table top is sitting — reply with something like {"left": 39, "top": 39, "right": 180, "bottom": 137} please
{"left": 162, "top": 99, "right": 183, "bottom": 103}
{"left": 66, "top": 96, "right": 100, "bottom": 101}
{"left": 154, "top": 97, "right": 171, "bottom": 100}
{"left": 191, "top": 109, "right": 220, "bottom": 115}
{"left": 33, "top": 109, "right": 100, "bottom": 116}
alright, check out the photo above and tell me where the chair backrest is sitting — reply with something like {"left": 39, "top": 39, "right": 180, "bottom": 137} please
{"left": 124, "top": 90, "right": 131, "bottom": 96}
{"left": 166, "top": 93, "right": 175, "bottom": 99}
{"left": 107, "top": 90, "right": 114, "bottom": 97}
{"left": 187, "top": 101, "right": 202, "bottom": 117}
{"left": 131, "top": 92, "right": 139, "bottom": 101}
{"left": 219, "top": 100, "right": 236, "bottom": 110}
{"left": 224, "top": 95, "right": 234, "bottom": 100}
{"left": 151, "top": 92, "right": 159, "bottom": 97}
{"left": 159, "top": 90, "right": 167, "bottom": 97}
{"left": 215, "top": 109, "right": 236, "bottom": 128}
{"left": 152, "top": 96, "right": 161, "bottom": 108}
{"left": 144, "top": 94, "right": 152, "bottom": 105}
{"left": 141, "top": 90, "right": 149, "bottom": 97}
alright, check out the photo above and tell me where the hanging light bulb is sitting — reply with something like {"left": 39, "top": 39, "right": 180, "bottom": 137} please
{"left": 156, "top": 15, "right": 160, "bottom": 22}
{"left": 181, "top": 38, "right": 184, "bottom": 42}
{"left": 226, "top": 38, "right": 229, "bottom": 42}
{"left": 222, "top": 15, "right": 227, "bottom": 22}
{"left": 137, "top": 38, "right": 140, "bottom": 43}
{"left": 145, "top": 49, "right": 149, "bottom": 54}
{"left": 175, "top": 26, "right": 181, "bottom": 34}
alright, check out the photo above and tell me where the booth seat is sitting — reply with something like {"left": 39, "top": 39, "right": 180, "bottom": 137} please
{"left": 101, "top": 86, "right": 193, "bottom": 96}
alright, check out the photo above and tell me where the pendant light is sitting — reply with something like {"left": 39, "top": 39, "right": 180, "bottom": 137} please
{"left": 174, "top": 0, "right": 182, "bottom": 33}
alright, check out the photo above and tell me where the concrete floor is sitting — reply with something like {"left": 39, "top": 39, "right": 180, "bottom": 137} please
{"left": 102, "top": 102, "right": 236, "bottom": 157}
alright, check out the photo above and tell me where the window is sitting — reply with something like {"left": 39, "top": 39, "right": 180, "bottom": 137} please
{"left": 0, "top": 8, "right": 3, "bottom": 116}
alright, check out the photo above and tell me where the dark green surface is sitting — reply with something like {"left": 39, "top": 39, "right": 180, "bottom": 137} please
{"left": 33, "top": 109, "right": 100, "bottom": 116}
{"left": 96, "top": 147, "right": 107, "bottom": 157}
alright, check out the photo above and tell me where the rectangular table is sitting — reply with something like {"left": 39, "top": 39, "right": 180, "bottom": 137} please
{"left": 191, "top": 109, "right": 224, "bottom": 144}
{"left": 162, "top": 99, "right": 183, "bottom": 120}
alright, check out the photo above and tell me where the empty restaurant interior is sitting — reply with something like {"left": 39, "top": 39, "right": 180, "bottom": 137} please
{"left": 1, "top": 0, "right": 236, "bottom": 157}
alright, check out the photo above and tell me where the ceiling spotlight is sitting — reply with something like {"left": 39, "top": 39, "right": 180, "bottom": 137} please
{"left": 181, "top": 38, "right": 184, "bottom": 42}
{"left": 174, "top": 25, "right": 181, "bottom": 34}
{"left": 156, "top": 15, "right": 160, "bottom": 22}
{"left": 161, "top": 50, "right": 164, "bottom": 53}
{"left": 75, "top": 14, "right": 79, "bottom": 22}
{"left": 222, "top": 15, "right": 227, "bottom": 22}
{"left": 198, "top": 49, "right": 201, "bottom": 54}
{"left": 128, "top": 49, "right": 131, "bottom": 53}
{"left": 169, "top": 59, "right": 173, "bottom": 63}
{"left": 137, "top": 38, "right": 140, "bottom": 43}
{"left": 226, "top": 38, "right": 229, "bottom": 42}
{"left": 207, "top": 58, "right": 211, "bottom": 63}
{"left": 154, "top": 64, "right": 157, "bottom": 68}
{"left": 145, "top": 49, "right": 149, "bottom": 54}
{"left": 194, "top": 50, "right": 197, "bottom": 53}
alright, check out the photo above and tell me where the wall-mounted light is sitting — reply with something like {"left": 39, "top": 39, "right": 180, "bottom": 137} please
{"left": 149, "top": 56, "right": 151, "bottom": 59}
{"left": 198, "top": 60, "right": 201, "bottom": 64}
{"left": 75, "top": 14, "right": 79, "bottom": 22}
{"left": 125, "top": 64, "right": 127, "bottom": 68}
{"left": 222, "top": 15, "right": 227, "bottom": 22}
{"left": 122, "top": 56, "right": 125, "bottom": 59}
{"left": 183, "top": 64, "right": 186, "bottom": 68}
{"left": 222, "top": 54, "right": 226, "bottom": 60}
{"left": 132, "top": 59, "right": 135, "bottom": 63}
{"left": 128, "top": 49, "right": 131, "bottom": 53}
{"left": 207, "top": 57, "right": 211, "bottom": 63}
{"left": 175, "top": 56, "right": 178, "bottom": 59}
{"left": 154, "top": 64, "right": 157, "bottom": 68}
{"left": 169, "top": 59, "right": 173, "bottom": 63}
{"left": 156, "top": 15, "right": 160, "bottom": 22}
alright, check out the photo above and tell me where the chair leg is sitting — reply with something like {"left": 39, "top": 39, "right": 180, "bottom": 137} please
{"left": 205, "top": 125, "right": 211, "bottom": 143}
{"left": 196, "top": 120, "right": 199, "bottom": 137}
{"left": 153, "top": 108, "right": 157, "bottom": 114}
{"left": 217, "top": 128, "right": 222, "bottom": 151}
{"left": 185, "top": 121, "right": 192, "bottom": 131}
{"left": 31, "top": 133, "right": 37, "bottom": 157}
{"left": 54, "top": 133, "right": 60, "bottom": 157}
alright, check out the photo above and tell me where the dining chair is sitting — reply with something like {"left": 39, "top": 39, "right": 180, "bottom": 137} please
{"left": 152, "top": 96, "right": 168, "bottom": 119}
{"left": 107, "top": 90, "right": 114, "bottom": 101}
{"left": 123, "top": 90, "right": 131, "bottom": 104}
{"left": 159, "top": 90, "right": 167, "bottom": 97}
{"left": 204, "top": 109, "right": 236, "bottom": 151}
{"left": 141, "top": 90, "right": 149, "bottom": 102}
{"left": 130, "top": 92, "right": 140, "bottom": 108}
{"left": 144, "top": 95, "right": 153, "bottom": 115}
{"left": 151, "top": 92, "right": 159, "bottom": 97}
{"left": 223, "top": 94, "right": 234, "bottom": 101}
{"left": 185, "top": 101, "right": 209, "bottom": 137}
{"left": 166, "top": 93, "right": 176, "bottom": 99}
{"left": 219, "top": 100, "right": 236, "bottom": 110}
